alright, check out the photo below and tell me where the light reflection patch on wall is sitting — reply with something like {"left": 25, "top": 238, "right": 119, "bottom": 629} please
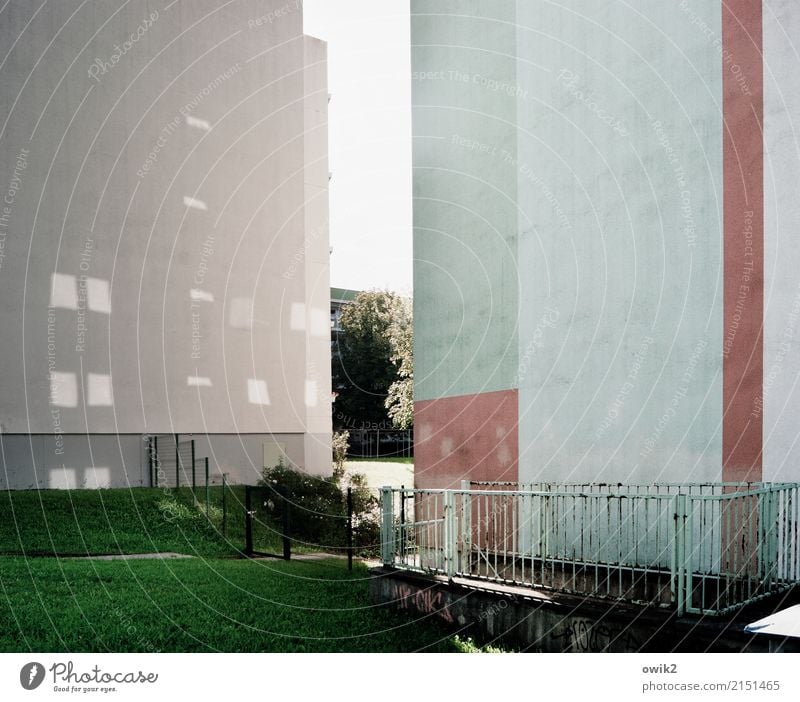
{"left": 50, "top": 273, "right": 78, "bottom": 310}
{"left": 49, "top": 371, "right": 78, "bottom": 407}
{"left": 187, "top": 375, "right": 212, "bottom": 387}
{"left": 190, "top": 289, "right": 214, "bottom": 303}
{"left": 305, "top": 379, "right": 318, "bottom": 407}
{"left": 310, "top": 308, "right": 329, "bottom": 337}
{"left": 229, "top": 297, "right": 254, "bottom": 329}
{"left": 49, "top": 467, "right": 76, "bottom": 489}
{"left": 86, "top": 278, "right": 112, "bottom": 314}
{"left": 185, "top": 115, "right": 211, "bottom": 131}
{"left": 183, "top": 196, "right": 208, "bottom": 211}
{"left": 87, "top": 373, "right": 113, "bottom": 406}
{"left": 290, "top": 302, "right": 305, "bottom": 331}
{"left": 84, "top": 466, "right": 111, "bottom": 488}
{"left": 247, "top": 378, "right": 271, "bottom": 405}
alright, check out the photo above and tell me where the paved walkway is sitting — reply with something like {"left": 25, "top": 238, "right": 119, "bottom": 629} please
{"left": 73, "top": 552, "right": 195, "bottom": 560}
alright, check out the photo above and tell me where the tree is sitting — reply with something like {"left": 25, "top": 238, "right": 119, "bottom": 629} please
{"left": 332, "top": 290, "right": 412, "bottom": 432}
{"left": 385, "top": 296, "right": 413, "bottom": 429}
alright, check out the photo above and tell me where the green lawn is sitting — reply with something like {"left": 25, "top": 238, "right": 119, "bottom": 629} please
{"left": 0, "top": 488, "right": 490, "bottom": 652}
{"left": 0, "top": 484, "right": 375, "bottom": 558}
{"left": 0, "top": 487, "right": 239, "bottom": 557}
{"left": 0, "top": 556, "right": 465, "bottom": 652}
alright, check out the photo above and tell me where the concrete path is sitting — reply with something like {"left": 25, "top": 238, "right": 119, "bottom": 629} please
{"left": 73, "top": 552, "right": 195, "bottom": 560}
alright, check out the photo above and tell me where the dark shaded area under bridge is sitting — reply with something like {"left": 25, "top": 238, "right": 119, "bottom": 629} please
{"left": 370, "top": 566, "right": 800, "bottom": 652}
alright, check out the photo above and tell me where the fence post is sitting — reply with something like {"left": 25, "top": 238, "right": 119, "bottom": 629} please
{"left": 672, "top": 494, "right": 686, "bottom": 616}
{"left": 222, "top": 474, "right": 227, "bottom": 538}
{"left": 245, "top": 486, "right": 253, "bottom": 556}
{"left": 764, "top": 489, "right": 777, "bottom": 588}
{"left": 148, "top": 436, "right": 154, "bottom": 487}
{"left": 399, "top": 484, "right": 406, "bottom": 562}
{"left": 191, "top": 439, "right": 196, "bottom": 494}
{"left": 541, "top": 494, "right": 551, "bottom": 559}
{"left": 174, "top": 433, "right": 180, "bottom": 489}
{"left": 347, "top": 487, "right": 353, "bottom": 571}
{"left": 381, "top": 487, "right": 394, "bottom": 566}
{"left": 460, "top": 480, "right": 471, "bottom": 574}
{"left": 444, "top": 490, "right": 456, "bottom": 578}
{"left": 205, "top": 457, "right": 210, "bottom": 519}
{"left": 758, "top": 490, "right": 767, "bottom": 586}
{"left": 684, "top": 495, "right": 693, "bottom": 612}
{"left": 281, "top": 485, "right": 291, "bottom": 561}
{"left": 153, "top": 436, "right": 159, "bottom": 487}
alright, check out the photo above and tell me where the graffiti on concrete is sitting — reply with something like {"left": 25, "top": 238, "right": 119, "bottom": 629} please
{"left": 551, "top": 618, "right": 641, "bottom": 652}
{"left": 389, "top": 581, "right": 455, "bottom": 623}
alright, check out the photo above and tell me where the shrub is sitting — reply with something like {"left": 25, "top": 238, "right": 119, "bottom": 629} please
{"left": 259, "top": 463, "right": 347, "bottom": 547}
{"left": 258, "top": 462, "right": 380, "bottom": 554}
{"left": 332, "top": 430, "right": 350, "bottom": 479}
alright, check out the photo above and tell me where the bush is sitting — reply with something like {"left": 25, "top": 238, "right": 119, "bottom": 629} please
{"left": 332, "top": 430, "right": 350, "bottom": 479}
{"left": 258, "top": 462, "right": 380, "bottom": 555}
{"left": 259, "top": 463, "right": 345, "bottom": 547}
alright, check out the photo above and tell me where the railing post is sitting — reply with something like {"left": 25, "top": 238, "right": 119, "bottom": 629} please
{"left": 763, "top": 488, "right": 777, "bottom": 588}
{"left": 684, "top": 495, "right": 693, "bottom": 611}
{"left": 672, "top": 494, "right": 686, "bottom": 615}
{"left": 399, "top": 484, "right": 406, "bottom": 563}
{"left": 461, "top": 480, "right": 471, "bottom": 574}
{"left": 444, "top": 490, "right": 456, "bottom": 578}
{"left": 790, "top": 486, "right": 797, "bottom": 581}
{"left": 772, "top": 488, "right": 780, "bottom": 581}
{"left": 541, "top": 494, "right": 551, "bottom": 559}
{"left": 756, "top": 489, "right": 764, "bottom": 582}
{"left": 381, "top": 487, "right": 394, "bottom": 566}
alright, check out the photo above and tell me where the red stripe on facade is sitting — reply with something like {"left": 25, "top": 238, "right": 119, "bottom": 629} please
{"left": 414, "top": 389, "right": 519, "bottom": 490}
{"left": 722, "top": 0, "right": 763, "bottom": 482}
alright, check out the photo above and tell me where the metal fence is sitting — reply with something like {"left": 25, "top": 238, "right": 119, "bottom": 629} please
{"left": 243, "top": 484, "right": 368, "bottom": 569}
{"left": 347, "top": 429, "right": 413, "bottom": 458}
{"left": 380, "top": 482, "right": 800, "bottom": 615}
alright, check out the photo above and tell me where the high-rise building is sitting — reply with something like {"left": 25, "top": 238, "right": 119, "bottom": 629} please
{"left": 0, "top": 0, "right": 331, "bottom": 489}
{"left": 412, "top": 1, "right": 799, "bottom": 487}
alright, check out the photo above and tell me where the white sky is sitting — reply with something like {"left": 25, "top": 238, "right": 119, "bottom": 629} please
{"left": 304, "top": 0, "right": 412, "bottom": 295}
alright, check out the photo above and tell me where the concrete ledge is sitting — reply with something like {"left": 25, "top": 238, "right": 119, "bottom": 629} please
{"left": 370, "top": 566, "right": 800, "bottom": 652}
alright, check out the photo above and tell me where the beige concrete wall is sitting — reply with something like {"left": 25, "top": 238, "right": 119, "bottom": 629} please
{"left": 0, "top": 0, "right": 331, "bottom": 486}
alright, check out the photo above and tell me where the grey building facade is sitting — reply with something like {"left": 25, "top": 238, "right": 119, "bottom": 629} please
{"left": 0, "top": 0, "right": 332, "bottom": 489}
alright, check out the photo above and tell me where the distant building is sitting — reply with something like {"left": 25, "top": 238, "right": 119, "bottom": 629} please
{"left": 330, "top": 287, "right": 359, "bottom": 333}
{"left": 412, "top": 1, "right": 799, "bottom": 487}
{"left": 0, "top": 0, "right": 331, "bottom": 489}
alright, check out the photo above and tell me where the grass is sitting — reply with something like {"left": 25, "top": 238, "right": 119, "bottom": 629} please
{"left": 0, "top": 484, "right": 376, "bottom": 559}
{"left": 0, "top": 486, "right": 506, "bottom": 652}
{"left": 0, "top": 487, "right": 239, "bottom": 557}
{"left": 0, "top": 557, "right": 464, "bottom": 652}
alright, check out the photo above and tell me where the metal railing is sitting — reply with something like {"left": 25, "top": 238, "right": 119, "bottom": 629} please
{"left": 380, "top": 482, "right": 800, "bottom": 615}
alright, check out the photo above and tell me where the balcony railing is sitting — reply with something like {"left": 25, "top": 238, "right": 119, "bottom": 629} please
{"left": 380, "top": 482, "right": 800, "bottom": 615}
